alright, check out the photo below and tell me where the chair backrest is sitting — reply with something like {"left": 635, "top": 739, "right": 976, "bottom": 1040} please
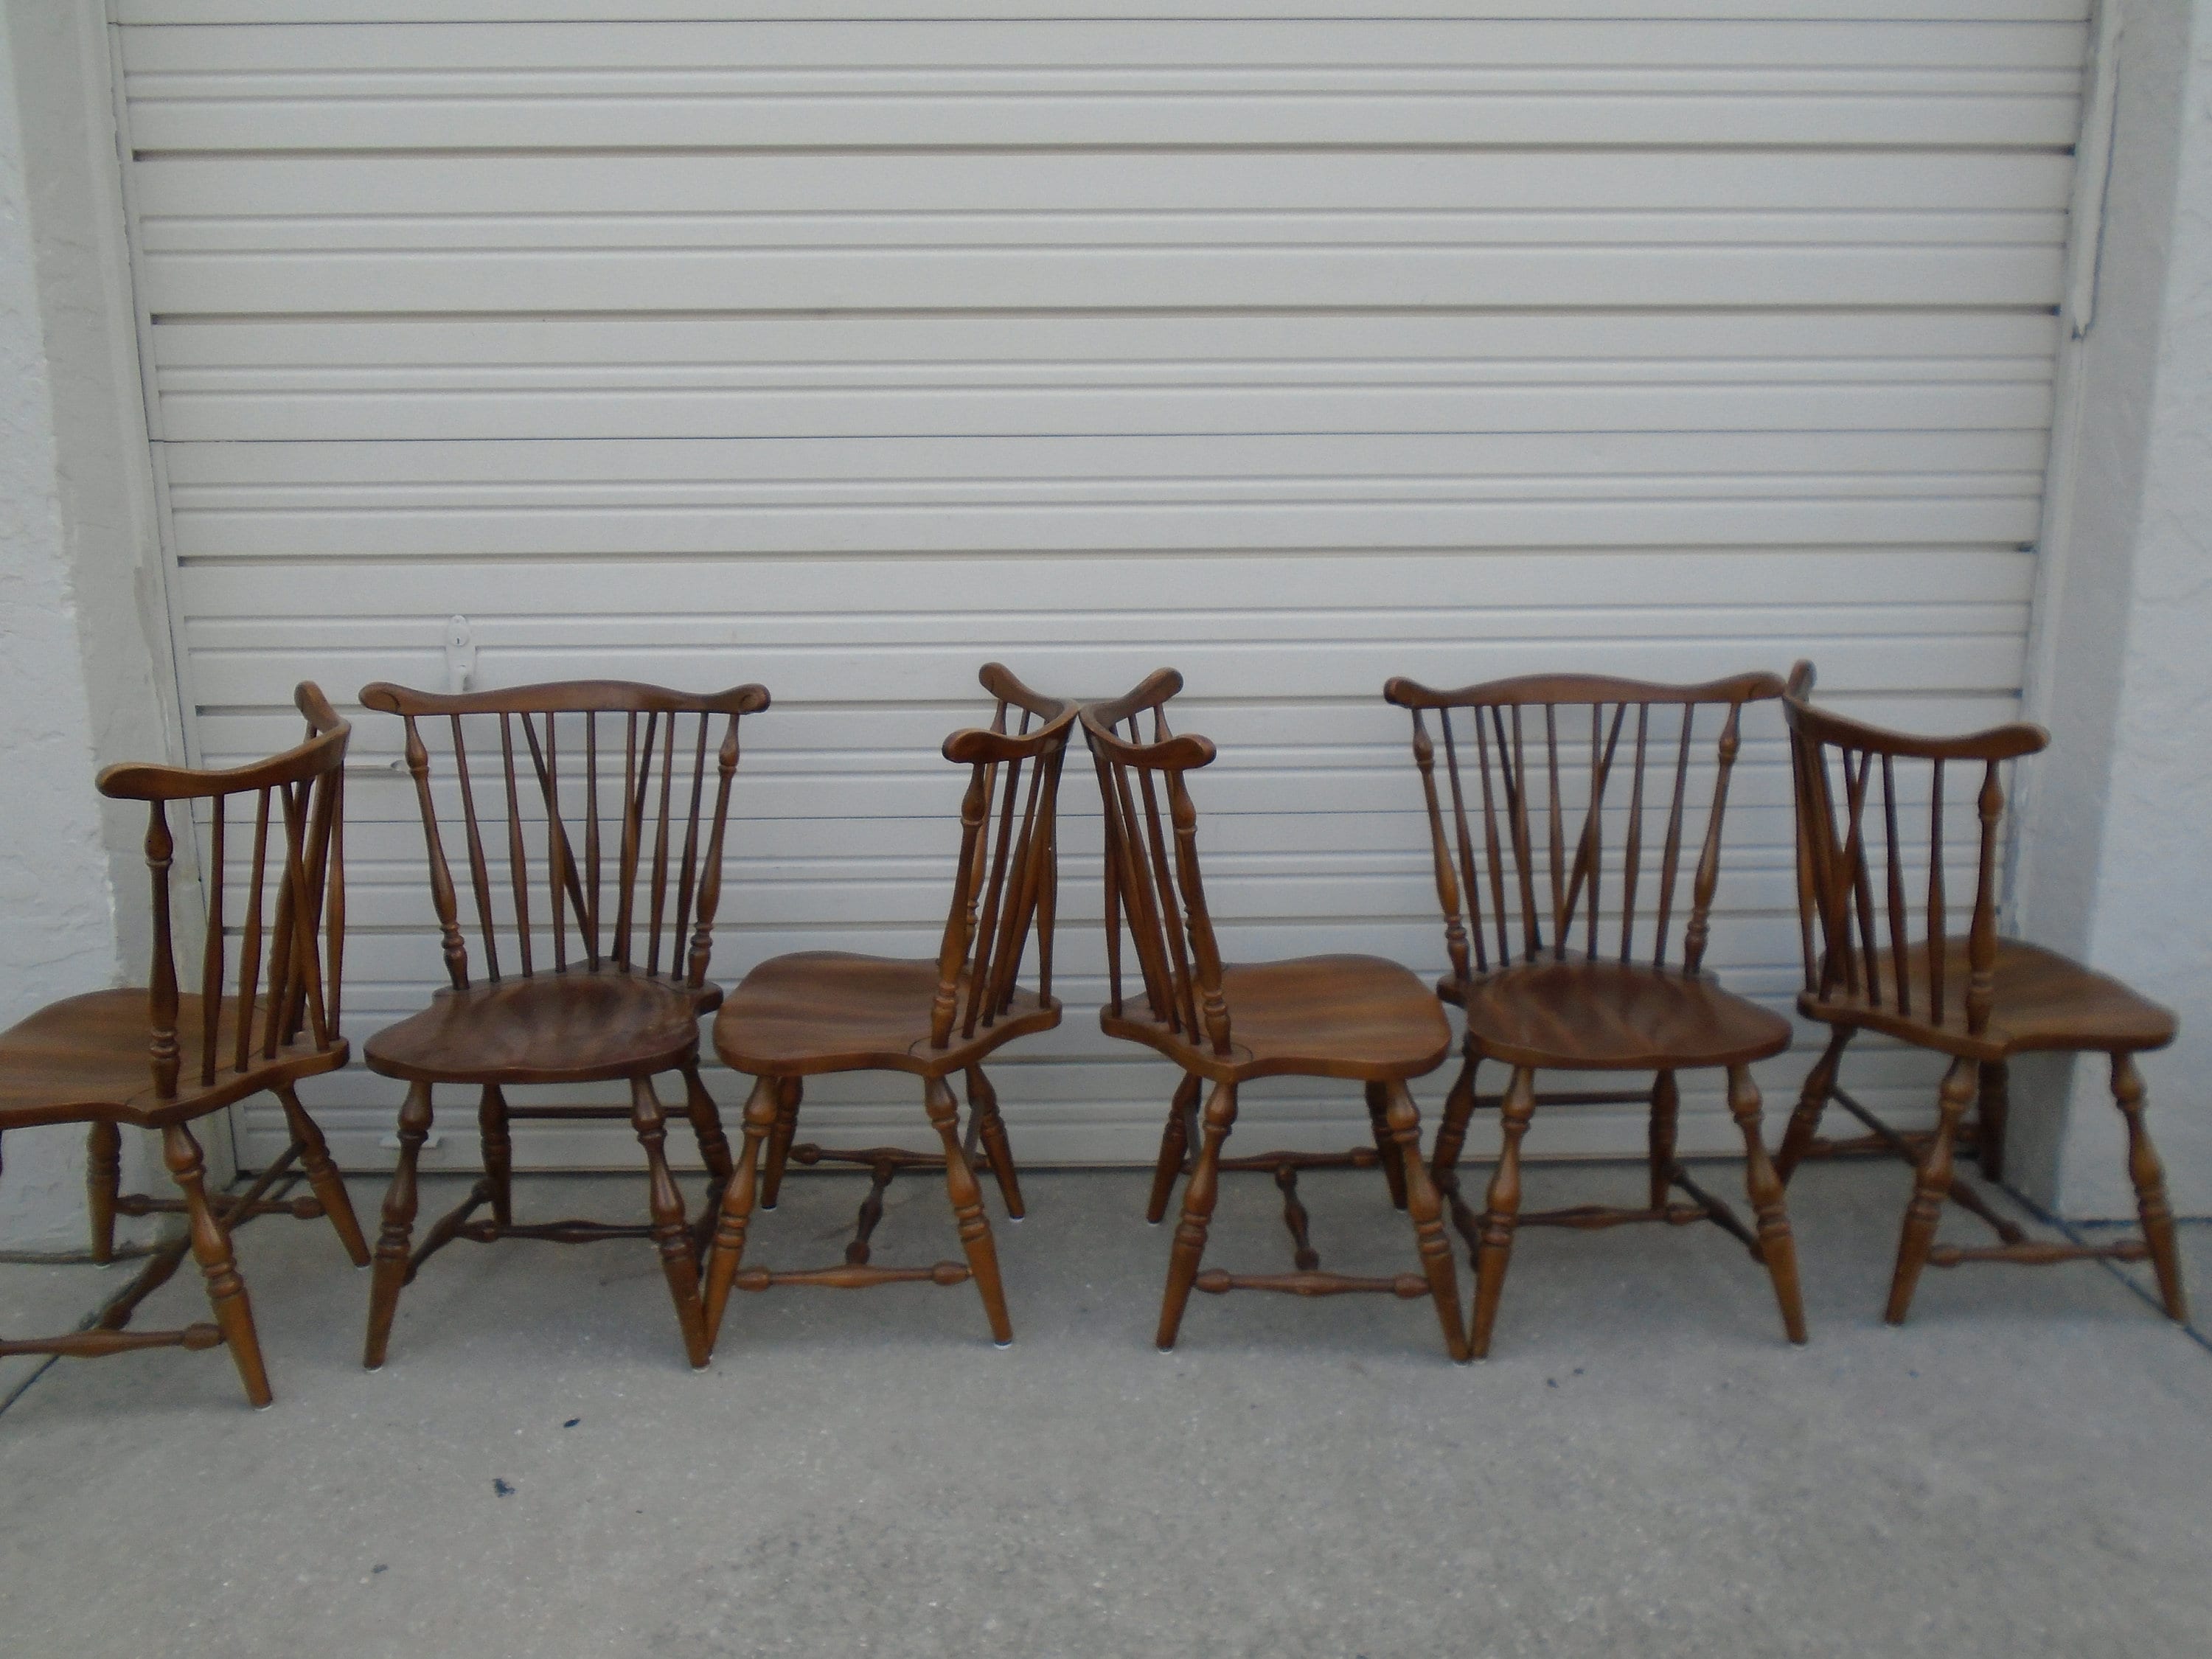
{"left": 96, "top": 683, "right": 350, "bottom": 1099}
{"left": 1080, "top": 669, "right": 1233, "bottom": 1057}
{"left": 1784, "top": 661, "right": 2047, "bottom": 1036}
{"left": 927, "top": 664, "right": 1078, "bottom": 1049}
{"left": 358, "top": 678, "right": 771, "bottom": 992}
{"left": 1385, "top": 670, "right": 1783, "bottom": 981}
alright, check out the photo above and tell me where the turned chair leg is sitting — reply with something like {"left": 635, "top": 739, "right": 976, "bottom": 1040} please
{"left": 965, "top": 1065, "right": 1025, "bottom": 1220}
{"left": 1728, "top": 1065, "right": 1808, "bottom": 1345}
{"left": 1145, "top": 1073, "right": 1200, "bottom": 1225}
{"left": 2112, "top": 1052, "right": 2187, "bottom": 1322}
{"left": 476, "top": 1084, "right": 514, "bottom": 1229}
{"left": 165, "top": 1121, "right": 272, "bottom": 1408}
{"left": 1887, "top": 1056, "right": 1978, "bottom": 1326}
{"left": 1776, "top": 1028, "right": 1851, "bottom": 1183}
{"left": 1428, "top": 1040, "right": 1479, "bottom": 1189}
{"left": 1648, "top": 1071, "right": 1680, "bottom": 1211}
{"left": 275, "top": 1084, "right": 370, "bottom": 1266}
{"left": 925, "top": 1076, "right": 1013, "bottom": 1346}
{"left": 1367, "top": 1080, "right": 1409, "bottom": 1211}
{"left": 364, "top": 1080, "right": 434, "bottom": 1370}
{"left": 703, "top": 1075, "right": 780, "bottom": 1351}
{"left": 1470, "top": 1066, "right": 1535, "bottom": 1360}
{"left": 1384, "top": 1080, "right": 1470, "bottom": 1361}
{"left": 86, "top": 1120, "right": 122, "bottom": 1265}
{"left": 1157, "top": 1079, "right": 1238, "bottom": 1352}
{"left": 631, "top": 1075, "right": 711, "bottom": 1370}
{"left": 682, "top": 1061, "right": 735, "bottom": 1225}
{"left": 759, "top": 1077, "right": 802, "bottom": 1211}
{"left": 1976, "top": 1060, "right": 2010, "bottom": 1184}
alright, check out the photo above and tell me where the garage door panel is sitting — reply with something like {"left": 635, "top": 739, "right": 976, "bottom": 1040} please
{"left": 119, "top": 5, "right": 2082, "bottom": 1165}
{"left": 119, "top": 4, "right": 2093, "bottom": 26}
{"left": 160, "top": 434, "right": 2050, "bottom": 557}
{"left": 122, "top": 17, "right": 2081, "bottom": 151}
{"left": 147, "top": 246, "right": 2068, "bottom": 319}
{"left": 179, "top": 550, "right": 2037, "bottom": 622}
{"left": 182, "top": 636, "right": 2028, "bottom": 712}
{"left": 135, "top": 150, "right": 2077, "bottom": 220}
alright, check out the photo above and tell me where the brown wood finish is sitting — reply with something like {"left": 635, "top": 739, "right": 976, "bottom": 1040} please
{"left": 1385, "top": 669, "right": 1806, "bottom": 1358}
{"left": 1085, "top": 671, "right": 1469, "bottom": 1361}
{"left": 355, "top": 675, "right": 769, "bottom": 1372}
{"left": 0, "top": 685, "right": 365, "bottom": 1406}
{"left": 702, "top": 665, "right": 1074, "bottom": 1353}
{"left": 1778, "top": 661, "right": 2185, "bottom": 1324}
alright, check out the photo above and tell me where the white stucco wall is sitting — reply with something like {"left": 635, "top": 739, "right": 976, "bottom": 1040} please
{"left": 2059, "top": 0, "right": 2212, "bottom": 1216}
{"left": 0, "top": 11, "right": 125, "bottom": 1248}
{"left": 0, "top": 1, "right": 180, "bottom": 1250}
{"left": 2019, "top": 0, "right": 2212, "bottom": 1217}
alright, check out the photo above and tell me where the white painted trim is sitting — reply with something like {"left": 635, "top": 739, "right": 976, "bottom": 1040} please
{"left": 2012, "top": 0, "right": 2121, "bottom": 942}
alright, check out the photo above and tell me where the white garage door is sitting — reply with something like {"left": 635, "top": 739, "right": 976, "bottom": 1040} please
{"left": 112, "top": 2, "right": 2087, "bottom": 1171}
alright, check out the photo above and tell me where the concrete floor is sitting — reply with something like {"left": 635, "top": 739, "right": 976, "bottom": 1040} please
{"left": 2, "top": 1158, "right": 2211, "bottom": 1658}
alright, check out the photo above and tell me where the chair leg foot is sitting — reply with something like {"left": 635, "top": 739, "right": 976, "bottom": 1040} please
{"left": 166, "top": 1122, "right": 273, "bottom": 1408}
{"left": 2112, "top": 1053, "right": 2188, "bottom": 1323}
{"left": 277, "top": 1083, "right": 372, "bottom": 1266}
{"left": 1886, "top": 1057, "right": 1976, "bottom": 1326}
{"left": 1728, "top": 1065, "right": 1807, "bottom": 1345}
{"left": 364, "top": 1081, "right": 432, "bottom": 1371}
{"left": 926, "top": 1077, "right": 1012, "bottom": 1345}
{"left": 1385, "top": 1081, "right": 1470, "bottom": 1361}
{"left": 1470, "top": 1067, "right": 1534, "bottom": 1360}
{"left": 1158, "top": 1080, "right": 1237, "bottom": 1351}
{"left": 633, "top": 1075, "right": 710, "bottom": 1370}
{"left": 703, "top": 1076, "right": 779, "bottom": 1352}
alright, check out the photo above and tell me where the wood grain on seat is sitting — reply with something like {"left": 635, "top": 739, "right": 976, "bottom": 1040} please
{"left": 1802, "top": 937, "right": 2174, "bottom": 1060}
{"left": 364, "top": 968, "right": 712, "bottom": 1086}
{"left": 714, "top": 953, "right": 1057, "bottom": 1079}
{"left": 1450, "top": 956, "right": 1792, "bottom": 1073}
{"left": 1104, "top": 955, "right": 1450, "bottom": 1085}
{"left": 0, "top": 991, "right": 341, "bottom": 1126}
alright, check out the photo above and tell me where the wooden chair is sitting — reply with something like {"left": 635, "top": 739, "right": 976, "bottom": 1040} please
{"left": 1776, "top": 662, "right": 2184, "bottom": 1324}
{"left": 357, "top": 677, "right": 769, "bottom": 1371}
{"left": 0, "top": 685, "right": 366, "bottom": 1407}
{"left": 702, "top": 665, "right": 1074, "bottom": 1351}
{"left": 1086, "top": 670, "right": 1468, "bottom": 1360}
{"left": 1384, "top": 671, "right": 1806, "bottom": 1359}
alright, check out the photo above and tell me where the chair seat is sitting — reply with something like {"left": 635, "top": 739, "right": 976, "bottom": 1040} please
{"left": 1103, "top": 954, "right": 1452, "bottom": 1082}
{"left": 1446, "top": 956, "right": 1792, "bottom": 1072}
{"left": 1803, "top": 936, "right": 2177, "bottom": 1059}
{"left": 364, "top": 968, "right": 709, "bottom": 1085}
{"left": 0, "top": 990, "right": 343, "bottom": 1127}
{"left": 713, "top": 951, "right": 1058, "bottom": 1078}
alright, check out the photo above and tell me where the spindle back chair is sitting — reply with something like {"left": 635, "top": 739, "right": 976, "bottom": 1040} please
{"left": 1385, "top": 670, "right": 1804, "bottom": 1358}
{"left": 357, "top": 677, "right": 771, "bottom": 1372}
{"left": 0, "top": 684, "right": 366, "bottom": 1407}
{"left": 1084, "top": 671, "right": 1468, "bottom": 1361}
{"left": 703, "top": 665, "right": 1074, "bottom": 1352}
{"left": 1778, "top": 662, "right": 2183, "bottom": 1324}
